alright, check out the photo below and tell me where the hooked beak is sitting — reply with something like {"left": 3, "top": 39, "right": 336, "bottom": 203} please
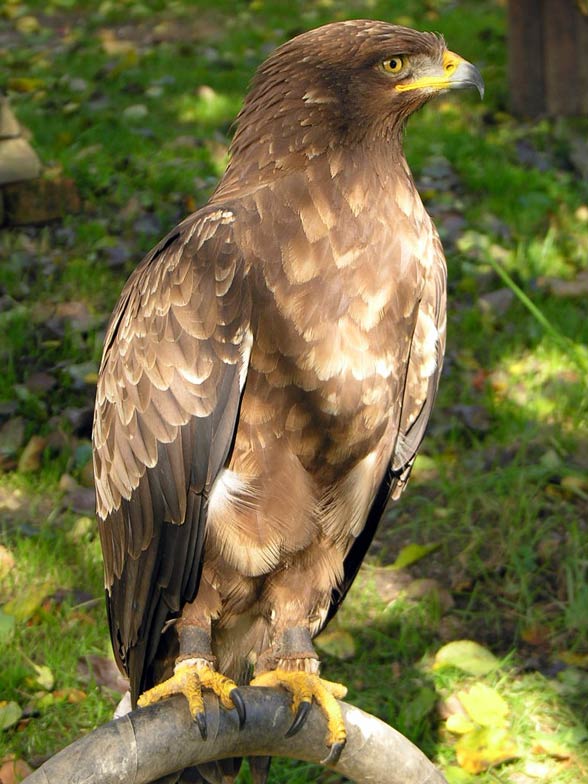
{"left": 395, "top": 50, "right": 484, "bottom": 99}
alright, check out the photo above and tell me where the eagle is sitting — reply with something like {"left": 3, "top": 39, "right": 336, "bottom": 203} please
{"left": 92, "top": 19, "right": 483, "bottom": 783}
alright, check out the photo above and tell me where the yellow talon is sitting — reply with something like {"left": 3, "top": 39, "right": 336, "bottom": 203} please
{"left": 250, "top": 669, "right": 348, "bottom": 751}
{"left": 137, "top": 662, "right": 244, "bottom": 739}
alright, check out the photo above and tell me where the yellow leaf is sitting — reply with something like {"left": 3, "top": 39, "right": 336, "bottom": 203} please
{"left": 456, "top": 727, "right": 519, "bottom": 773}
{"left": 32, "top": 664, "right": 54, "bottom": 691}
{"left": 6, "top": 77, "right": 45, "bottom": 93}
{"left": 457, "top": 683, "right": 509, "bottom": 728}
{"left": 314, "top": 629, "right": 356, "bottom": 660}
{"left": 444, "top": 766, "right": 475, "bottom": 784}
{"left": 391, "top": 542, "right": 440, "bottom": 570}
{"left": 4, "top": 582, "right": 53, "bottom": 622}
{"left": 0, "top": 701, "right": 22, "bottom": 731}
{"left": 433, "top": 640, "right": 500, "bottom": 675}
{"left": 446, "top": 713, "right": 476, "bottom": 735}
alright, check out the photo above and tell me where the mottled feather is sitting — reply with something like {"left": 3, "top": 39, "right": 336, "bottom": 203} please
{"left": 92, "top": 20, "right": 473, "bottom": 726}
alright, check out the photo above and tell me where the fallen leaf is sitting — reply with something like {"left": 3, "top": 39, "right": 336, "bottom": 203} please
{"left": 32, "top": 664, "right": 54, "bottom": 691}
{"left": 24, "top": 372, "right": 57, "bottom": 394}
{"left": 6, "top": 78, "right": 45, "bottom": 93}
{"left": 531, "top": 727, "right": 586, "bottom": 759}
{"left": 0, "top": 545, "right": 16, "bottom": 580}
{"left": 455, "top": 726, "right": 519, "bottom": 773}
{"left": 59, "top": 474, "right": 95, "bottom": 514}
{"left": 539, "top": 269, "right": 588, "bottom": 298}
{"left": 3, "top": 582, "right": 53, "bottom": 622}
{"left": 391, "top": 542, "right": 440, "bottom": 570}
{"left": 17, "top": 436, "right": 47, "bottom": 472}
{"left": 0, "top": 610, "right": 16, "bottom": 643}
{"left": 446, "top": 713, "right": 476, "bottom": 735}
{"left": 0, "top": 701, "right": 22, "bottom": 731}
{"left": 66, "top": 516, "right": 94, "bottom": 542}
{"left": 0, "top": 417, "right": 25, "bottom": 458}
{"left": 443, "top": 765, "right": 474, "bottom": 784}
{"left": 521, "top": 623, "right": 552, "bottom": 646}
{"left": 405, "top": 578, "right": 454, "bottom": 612}
{"left": 122, "top": 104, "right": 148, "bottom": 121}
{"left": 314, "top": 629, "right": 356, "bottom": 660}
{"left": 531, "top": 735, "right": 571, "bottom": 759}
{"left": 0, "top": 756, "right": 32, "bottom": 784}
{"left": 51, "top": 688, "right": 87, "bottom": 704}
{"left": 403, "top": 686, "right": 437, "bottom": 725}
{"left": 78, "top": 654, "right": 129, "bottom": 693}
{"left": 433, "top": 640, "right": 500, "bottom": 676}
{"left": 557, "top": 650, "right": 588, "bottom": 668}
{"left": 457, "top": 683, "right": 509, "bottom": 728}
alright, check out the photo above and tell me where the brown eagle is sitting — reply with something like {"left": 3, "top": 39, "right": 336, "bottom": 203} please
{"left": 93, "top": 18, "right": 483, "bottom": 781}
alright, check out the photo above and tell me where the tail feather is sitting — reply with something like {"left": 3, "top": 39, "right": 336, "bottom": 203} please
{"left": 177, "top": 759, "right": 242, "bottom": 784}
{"left": 249, "top": 756, "right": 271, "bottom": 784}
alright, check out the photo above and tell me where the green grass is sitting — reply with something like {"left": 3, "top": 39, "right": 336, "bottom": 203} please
{"left": 1, "top": 0, "right": 588, "bottom": 781}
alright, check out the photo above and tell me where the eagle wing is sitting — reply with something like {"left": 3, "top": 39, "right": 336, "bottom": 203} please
{"left": 326, "top": 229, "right": 447, "bottom": 624}
{"left": 92, "top": 206, "right": 252, "bottom": 700}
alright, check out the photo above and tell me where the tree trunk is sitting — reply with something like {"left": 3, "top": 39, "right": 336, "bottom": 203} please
{"left": 22, "top": 688, "right": 447, "bottom": 784}
{"left": 508, "top": 0, "right": 588, "bottom": 116}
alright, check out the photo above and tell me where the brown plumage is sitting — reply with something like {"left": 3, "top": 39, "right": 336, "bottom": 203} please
{"left": 93, "top": 18, "right": 482, "bottom": 781}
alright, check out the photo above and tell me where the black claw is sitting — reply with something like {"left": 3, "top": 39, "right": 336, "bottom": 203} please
{"left": 321, "top": 740, "right": 346, "bottom": 766}
{"left": 285, "top": 700, "right": 312, "bottom": 738}
{"left": 231, "top": 688, "right": 246, "bottom": 728}
{"left": 195, "top": 711, "right": 208, "bottom": 741}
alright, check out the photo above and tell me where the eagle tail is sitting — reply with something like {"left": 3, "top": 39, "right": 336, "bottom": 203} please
{"left": 175, "top": 758, "right": 243, "bottom": 784}
{"left": 249, "top": 755, "right": 271, "bottom": 784}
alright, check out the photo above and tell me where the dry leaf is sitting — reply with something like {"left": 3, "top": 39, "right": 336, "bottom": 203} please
{"left": 0, "top": 545, "right": 15, "bottom": 580}
{"left": 78, "top": 654, "right": 129, "bottom": 693}
{"left": 52, "top": 688, "right": 87, "bottom": 704}
{"left": 0, "top": 756, "right": 32, "bottom": 784}
{"left": 17, "top": 436, "right": 47, "bottom": 472}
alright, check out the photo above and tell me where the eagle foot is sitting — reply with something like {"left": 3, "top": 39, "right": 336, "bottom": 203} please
{"left": 250, "top": 669, "right": 347, "bottom": 763}
{"left": 137, "top": 660, "right": 245, "bottom": 740}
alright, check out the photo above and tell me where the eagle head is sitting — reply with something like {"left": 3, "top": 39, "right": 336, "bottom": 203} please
{"left": 230, "top": 19, "right": 484, "bottom": 164}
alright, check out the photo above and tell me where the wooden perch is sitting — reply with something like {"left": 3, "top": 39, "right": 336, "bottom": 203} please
{"left": 24, "top": 688, "right": 447, "bottom": 784}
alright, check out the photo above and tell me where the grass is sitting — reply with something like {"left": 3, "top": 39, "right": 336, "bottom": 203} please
{"left": 1, "top": 0, "right": 588, "bottom": 781}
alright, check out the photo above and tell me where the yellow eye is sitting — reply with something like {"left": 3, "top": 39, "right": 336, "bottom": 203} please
{"left": 382, "top": 56, "right": 404, "bottom": 74}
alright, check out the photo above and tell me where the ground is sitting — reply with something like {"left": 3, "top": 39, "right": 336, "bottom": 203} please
{"left": 0, "top": 1, "right": 587, "bottom": 782}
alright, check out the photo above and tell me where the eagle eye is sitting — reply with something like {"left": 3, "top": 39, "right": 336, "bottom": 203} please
{"left": 382, "top": 56, "right": 404, "bottom": 74}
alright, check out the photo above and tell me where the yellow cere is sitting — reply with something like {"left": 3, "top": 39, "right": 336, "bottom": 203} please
{"left": 395, "top": 49, "right": 465, "bottom": 93}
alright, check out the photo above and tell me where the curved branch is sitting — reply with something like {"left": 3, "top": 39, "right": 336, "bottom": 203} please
{"left": 24, "top": 688, "right": 447, "bottom": 784}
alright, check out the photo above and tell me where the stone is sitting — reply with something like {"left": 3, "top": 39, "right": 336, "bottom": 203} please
{"left": 0, "top": 137, "right": 42, "bottom": 185}
{"left": 0, "top": 97, "right": 21, "bottom": 139}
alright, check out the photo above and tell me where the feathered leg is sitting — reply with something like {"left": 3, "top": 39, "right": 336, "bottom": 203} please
{"left": 251, "top": 627, "right": 347, "bottom": 765}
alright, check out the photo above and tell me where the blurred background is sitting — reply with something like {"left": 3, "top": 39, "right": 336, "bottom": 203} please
{"left": 0, "top": 1, "right": 587, "bottom": 782}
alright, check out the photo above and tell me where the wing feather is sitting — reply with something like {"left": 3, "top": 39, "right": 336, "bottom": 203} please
{"left": 325, "top": 228, "right": 447, "bottom": 626}
{"left": 93, "top": 206, "right": 252, "bottom": 701}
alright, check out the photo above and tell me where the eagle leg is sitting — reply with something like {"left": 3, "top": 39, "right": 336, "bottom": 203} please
{"left": 137, "top": 625, "right": 245, "bottom": 739}
{"left": 250, "top": 627, "right": 348, "bottom": 764}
